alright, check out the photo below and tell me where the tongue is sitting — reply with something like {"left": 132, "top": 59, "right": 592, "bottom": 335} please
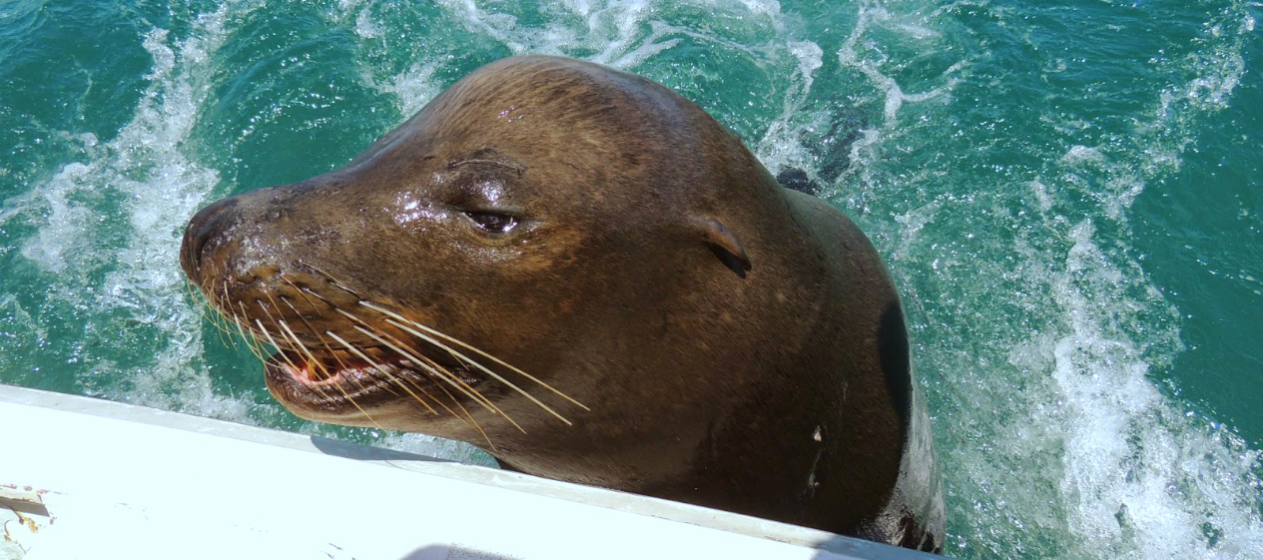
{"left": 279, "top": 350, "right": 409, "bottom": 385}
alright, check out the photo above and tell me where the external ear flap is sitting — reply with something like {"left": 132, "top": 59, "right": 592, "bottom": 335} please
{"left": 694, "top": 217, "right": 752, "bottom": 278}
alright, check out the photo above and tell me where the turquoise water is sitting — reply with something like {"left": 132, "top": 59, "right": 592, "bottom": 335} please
{"left": 1, "top": 0, "right": 1260, "bottom": 557}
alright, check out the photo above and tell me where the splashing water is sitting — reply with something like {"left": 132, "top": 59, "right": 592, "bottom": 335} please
{"left": 1, "top": 1, "right": 1259, "bottom": 558}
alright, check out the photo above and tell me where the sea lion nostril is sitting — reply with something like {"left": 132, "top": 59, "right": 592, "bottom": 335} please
{"left": 181, "top": 197, "right": 240, "bottom": 279}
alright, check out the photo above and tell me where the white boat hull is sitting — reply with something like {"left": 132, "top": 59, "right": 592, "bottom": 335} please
{"left": 0, "top": 385, "right": 941, "bottom": 560}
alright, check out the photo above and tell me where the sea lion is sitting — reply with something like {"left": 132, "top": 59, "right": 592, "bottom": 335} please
{"left": 180, "top": 55, "right": 944, "bottom": 552}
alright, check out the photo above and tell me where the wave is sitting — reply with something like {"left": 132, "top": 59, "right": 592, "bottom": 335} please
{"left": 1, "top": 1, "right": 1258, "bottom": 557}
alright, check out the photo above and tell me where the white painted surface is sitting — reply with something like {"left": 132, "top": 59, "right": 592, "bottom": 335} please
{"left": 0, "top": 386, "right": 941, "bottom": 560}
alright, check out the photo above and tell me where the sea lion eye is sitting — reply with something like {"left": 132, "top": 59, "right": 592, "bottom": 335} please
{"left": 465, "top": 211, "right": 519, "bottom": 233}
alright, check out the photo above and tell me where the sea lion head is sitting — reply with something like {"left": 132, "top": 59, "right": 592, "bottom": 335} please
{"left": 181, "top": 55, "right": 943, "bottom": 549}
{"left": 181, "top": 55, "right": 792, "bottom": 445}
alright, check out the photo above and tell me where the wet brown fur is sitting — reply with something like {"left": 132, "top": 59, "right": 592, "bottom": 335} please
{"left": 180, "top": 55, "right": 944, "bottom": 551}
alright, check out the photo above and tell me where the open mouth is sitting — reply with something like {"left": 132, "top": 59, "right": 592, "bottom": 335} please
{"left": 188, "top": 277, "right": 583, "bottom": 425}
{"left": 186, "top": 271, "right": 581, "bottom": 426}
{"left": 263, "top": 343, "right": 484, "bottom": 411}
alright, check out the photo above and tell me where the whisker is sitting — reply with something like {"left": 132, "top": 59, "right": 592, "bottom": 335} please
{"left": 360, "top": 301, "right": 588, "bottom": 412}
{"left": 275, "top": 287, "right": 387, "bottom": 395}
{"left": 305, "top": 265, "right": 363, "bottom": 298}
{"left": 323, "top": 331, "right": 443, "bottom": 422}
{"left": 276, "top": 319, "right": 332, "bottom": 379}
{"left": 381, "top": 370, "right": 443, "bottom": 416}
{"left": 216, "top": 282, "right": 242, "bottom": 351}
{"left": 255, "top": 316, "right": 383, "bottom": 430}
{"left": 274, "top": 293, "right": 440, "bottom": 416}
{"left": 433, "top": 379, "right": 497, "bottom": 451}
{"left": 275, "top": 317, "right": 359, "bottom": 406}
{"left": 325, "top": 331, "right": 396, "bottom": 379}
{"left": 190, "top": 278, "right": 237, "bottom": 350}
{"left": 275, "top": 286, "right": 359, "bottom": 376}
{"left": 329, "top": 307, "right": 527, "bottom": 433}
{"left": 355, "top": 325, "right": 501, "bottom": 412}
{"left": 269, "top": 286, "right": 402, "bottom": 400}
{"left": 347, "top": 322, "right": 526, "bottom": 433}
{"left": 254, "top": 298, "right": 340, "bottom": 401}
{"left": 204, "top": 283, "right": 233, "bottom": 349}
{"left": 347, "top": 307, "right": 576, "bottom": 426}
{"left": 232, "top": 301, "right": 272, "bottom": 363}
{"left": 226, "top": 269, "right": 565, "bottom": 433}
{"left": 182, "top": 277, "right": 209, "bottom": 322}
{"left": 256, "top": 297, "right": 350, "bottom": 404}
{"left": 253, "top": 318, "right": 299, "bottom": 372}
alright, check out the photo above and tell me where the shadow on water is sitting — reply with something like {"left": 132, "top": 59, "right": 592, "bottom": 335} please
{"left": 775, "top": 105, "right": 869, "bottom": 197}
{"left": 310, "top": 435, "right": 455, "bottom": 463}
{"left": 811, "top": 534, "right": 952, "bottom": 560}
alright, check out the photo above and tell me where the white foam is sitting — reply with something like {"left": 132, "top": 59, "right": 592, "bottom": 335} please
{"left": 1031, "top": 179, "right": 1055, "bottom": 213}
{"left": 439, "top": 0, "right": 532, "bottom": 54}
{"left": 380, "top": 63, "right": 443, "bottom": 118}
{"left": 11, "top": 5, "right": 262, "bottom": 420}
{"left": 10, "top": 1, "right": 1247, "bottom": 556}
{"left": 838, "top": 0, "right": 964, "bottom": 129}
{"left": 1061, "top": 145, "right": 1106, "bottom": 166}
{"left": 753, "top": 39, "right": 824, "bottom": 173}
{"left": 18, "top": 162, "right": 95, "bottom": 274}
{"left": 1044, "top": 12, "right": 1262, "bottom": 548}
{"left": 354, "top": 7, "right": 382, "bottom": 39}
{"left": 1035, "top": 219, "right": 1263, "bottom": 558}
{"left": 825, "top": 0, "right": 1262, "bottom": 557}
{"left": 423, "top": 0, "right": 789, "bottom": 71}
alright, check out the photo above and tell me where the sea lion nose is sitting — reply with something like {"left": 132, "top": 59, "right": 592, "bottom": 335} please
{"left": 181, "top": 196, "right": 240, "bottom": 284}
